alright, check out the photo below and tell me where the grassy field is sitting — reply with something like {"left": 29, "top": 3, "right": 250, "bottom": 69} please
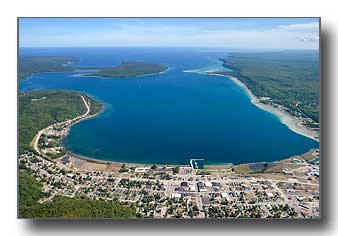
{"left": 219, "top": 50, "right": 319, "bottom": 123}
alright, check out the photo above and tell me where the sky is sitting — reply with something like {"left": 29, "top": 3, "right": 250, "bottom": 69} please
{"left": 19, "top": 18, "right": 320, "bottom": 49}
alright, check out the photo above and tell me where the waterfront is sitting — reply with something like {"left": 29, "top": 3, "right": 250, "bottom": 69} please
{"left": 19, "top": 47, "right": 319, "bottom": 165}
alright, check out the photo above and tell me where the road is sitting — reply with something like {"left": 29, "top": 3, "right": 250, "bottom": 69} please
{"left": 32, "top": 95, "right": 91, "bottom": 155}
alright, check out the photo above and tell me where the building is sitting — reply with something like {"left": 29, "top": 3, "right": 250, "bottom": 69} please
{"left": 188, "top": 185, "right": 196, "bottom": 192}
{"left": 180, "top": 182, "right": 188, "bottom": 188}
{"left": 204, "top": 181, "right": 212, "bottom": 187}
{"left": 190, "top": 159, "right": 205, "bottom": 169}
{"left": 171, "top": 193, "right": 182, "bottom": 199}
{"left": 134, "top": 167, "right": 150, "bottom": 173}
{"left": 62, "top": 155, "right": 71, "bottom": 164}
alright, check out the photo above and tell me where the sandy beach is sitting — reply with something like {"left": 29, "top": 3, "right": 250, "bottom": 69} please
{"left": 209, "top": 73, "right": 319, "bottom": 142}
{"left": 183, "top": 68, "right": 319, "bottom": 142}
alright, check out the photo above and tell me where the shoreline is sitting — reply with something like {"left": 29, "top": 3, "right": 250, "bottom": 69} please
{"left": 31, "top": 93, "right": 104, "bottom": 158}
{"left": 184, "top": 67, "right": 319, "bottom": 142}
{"left": 63, "top": 75, "right": 319, "bottom": 167}
{"left": 60, "top": 147, "right": 320, "bottom": 172}
{"left": 65, "top": 150, "right": 185, "bottom": 168}
{"left": 30, "top": 81, "right": 318, "bottom": 169}
{"left": 66, "top": 148, "right": 235, "bottom": 168}
{"left": 208, "top": 73, "right": 319, "bottom": 142}
{"left": 72, "top": 66, "right": 170, "bottom": 79}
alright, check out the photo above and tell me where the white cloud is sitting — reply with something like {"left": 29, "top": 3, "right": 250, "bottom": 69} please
{"left": 298, "top": 35, "right": 320, "bottom": 42}
{"left": 20, "top": 20, "right": 320, "bottom": 50}
{"left": 277, "top": 22, "right": 319, "bottom": 31}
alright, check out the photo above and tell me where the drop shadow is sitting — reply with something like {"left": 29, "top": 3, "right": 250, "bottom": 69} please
{"left": 21, "top": 22, "right": 334, "bottom": 233}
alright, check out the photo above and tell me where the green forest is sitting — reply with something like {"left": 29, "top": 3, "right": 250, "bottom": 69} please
{"left": 18, "top": 90, "right": 136, "bottom": 218}
{"left": 218, "top": 50, "right": 320, "bottom": 122}
{"left": 19, "top": 56, "right": 167, "bottom": 79}
{"left": 19, "top": 90, "right": 87, "bottom": 153}
{"left": 19, "top": 171, "right": 136, "bottom": 218}
{"left": 18, "top": 56, "right": 79, "bottom": 79}
{"left": 87, "top": 61, "right": 168, "bottom": 78}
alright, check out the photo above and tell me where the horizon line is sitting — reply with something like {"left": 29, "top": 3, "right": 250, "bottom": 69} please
{"left": 18, "top": 46, "right": 320, "bottom": 51}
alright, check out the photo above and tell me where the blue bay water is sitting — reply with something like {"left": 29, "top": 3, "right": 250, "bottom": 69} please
{"left": 19, "top": 47, "right": 319, "bottom": 165}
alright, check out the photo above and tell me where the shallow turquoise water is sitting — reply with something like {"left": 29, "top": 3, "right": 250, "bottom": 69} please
{"left": 19, "top": 47, "right": 319, "bottom": 164}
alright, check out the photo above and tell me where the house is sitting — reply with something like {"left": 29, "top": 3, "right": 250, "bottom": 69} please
{"left": 180, "top": 181, "right": 188, "bottom": 188}
{"left": 171, "top": 193, "right": 182, "bottom": 199}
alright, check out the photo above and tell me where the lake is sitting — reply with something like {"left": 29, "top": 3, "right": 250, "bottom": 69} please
{"left": 19, "top": 47, "right": 319, "bottom": 165}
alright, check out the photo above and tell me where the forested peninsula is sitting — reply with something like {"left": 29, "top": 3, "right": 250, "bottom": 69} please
{"left": 216, "top": 51, "right": 319, "bottom": 126}
{"left": 19, "top": 90, "right": 137, "bottom": 218}
{"left": 19, "top": 56, "right": 167, "bottom": 79}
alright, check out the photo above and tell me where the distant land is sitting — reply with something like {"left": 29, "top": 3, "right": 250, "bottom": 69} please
{"left": 84, "top": 61, "right": 168, "bottom": 78}
{"left": 18, "top": 16, "right": 321, "bottom": 219}
{"left": 216, "top": 51, "right": 319, "bottom": 127}
{"left": 18, "top": 56, "right": 79, "bottom": 79}
{"left": 19, "top": 56, "right": 168, "bottom": 79}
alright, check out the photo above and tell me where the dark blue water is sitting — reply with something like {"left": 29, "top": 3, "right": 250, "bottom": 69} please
{"left": 19, "top": 47, "right": 318, "bottom": 165}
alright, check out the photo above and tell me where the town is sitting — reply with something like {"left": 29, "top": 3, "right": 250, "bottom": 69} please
{"left": 19, "top": 148, "right": 320, "bottom": 218}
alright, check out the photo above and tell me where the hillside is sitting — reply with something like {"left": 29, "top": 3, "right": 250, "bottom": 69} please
{"left": 218, "top": 51, "right": 319, "bottom": 123}
{"left": 18, "top": 56, "right": 78, "bottom": 79}
{"left": 18, "top": 90, "right": 102, "bottom": 153}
